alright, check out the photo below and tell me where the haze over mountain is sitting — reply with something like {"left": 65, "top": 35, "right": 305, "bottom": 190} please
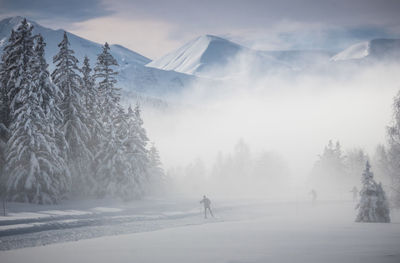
{"left": 148, "top": 34, "right": 400, "bottom": 79}
{"left": 147, "top": 34, "right": 334, "bottom": 78}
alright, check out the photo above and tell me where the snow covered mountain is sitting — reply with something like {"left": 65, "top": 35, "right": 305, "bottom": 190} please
{"left": 0, "top": 16, "right": 196, "bottom": 98}
{"left": 147, "top": 35, "right": 246, "bottom": 76}
{"left": 147, "top": 34, "right": 333, "bottom": 78}
{"left": 332, "top": 39, "right": 400, "bottom": 61}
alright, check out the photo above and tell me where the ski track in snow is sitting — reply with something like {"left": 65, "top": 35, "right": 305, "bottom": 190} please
{"left": 0, "top": 200, "right": 233, "bottom": 250}
{"left": 0, "top": 199, "right": 399, "bottom": 262}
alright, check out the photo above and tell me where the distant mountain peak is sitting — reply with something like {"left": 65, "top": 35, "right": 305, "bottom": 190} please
{"left": 147, "top": 34, "right": 244, "bottom": 76}
{"left": 331, "top": 38, "right": 400, "bottom": 61}
{"left": 331, "top": 41, "right": 370, "bottom": 61}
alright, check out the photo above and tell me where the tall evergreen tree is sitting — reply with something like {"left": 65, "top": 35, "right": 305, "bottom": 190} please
{"left": 93, "top": 42, "right": 122, "bottom": 197}
{"left": 52, "top": 32, "right": 91, "bottom": 196}
{"left": 81, "top": 56, "right": 102, "bottom": 194}
{"left": 4, "top": 19, "right": 69, "bottom": 203}
{"left": 1, "top": 19, "right": 36, "bottom": 199}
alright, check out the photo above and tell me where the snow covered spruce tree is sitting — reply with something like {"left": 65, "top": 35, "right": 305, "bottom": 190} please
{"left": 93, "top": 42, "right": 127, "bottom": 197}
{"left": 355, "top": 161, "right": 390, "bottom": 223}
{"left": 3, "top": 19, "right": 69, "bottom": 203}
{"left": 52, "top": 32, "right": 92, "bottom": 195}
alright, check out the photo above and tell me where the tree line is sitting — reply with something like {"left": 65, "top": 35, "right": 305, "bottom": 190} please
{"left": 311, "top": 137, "right": 400, "bottom": 206}
{"left": 0, "top": 18, "right": 164, "bottom": 204}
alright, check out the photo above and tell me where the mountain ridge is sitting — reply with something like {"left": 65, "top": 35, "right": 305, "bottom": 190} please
{"left": 0, "top": 16, "right": 197, "bottom": 99}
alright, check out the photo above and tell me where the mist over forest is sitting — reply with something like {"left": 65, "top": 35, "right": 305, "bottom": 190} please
{"left": 142, "top": 53, "right": 400, "bottom": 201}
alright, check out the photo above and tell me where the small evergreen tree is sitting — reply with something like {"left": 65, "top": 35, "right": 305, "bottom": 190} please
{"left": 355, "top": 161, "right": 390, "bottom": 223}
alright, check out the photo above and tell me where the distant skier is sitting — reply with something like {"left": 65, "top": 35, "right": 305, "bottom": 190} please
{"left": 350, "top": 186, "right": 359, "bottom": 202}
{"left": 309, "top": 189, "right": 317, "bottom": 205}
{"left": 200, "top": 195, "right": 214, "bottom": 218}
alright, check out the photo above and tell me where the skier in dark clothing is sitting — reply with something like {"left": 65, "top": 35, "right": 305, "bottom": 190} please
{"left": 200, "top": 195, "right": 214, "bottom": 218}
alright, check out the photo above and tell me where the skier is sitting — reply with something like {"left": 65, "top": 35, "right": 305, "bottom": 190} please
{"left": 200, "top": 195, "right": 214, "bottom": 218}
{"left": 309, "top": 189, "right": 317, "bottom": 205}
{"left": 350, "top": 186, "right": 358, "bottom": 202}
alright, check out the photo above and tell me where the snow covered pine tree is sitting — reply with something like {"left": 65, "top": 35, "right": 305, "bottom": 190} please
{"left": 93, "top": 42, "right": 130, "bottom": 198}
{"left": 82, "top": 56, "right": 103, "bottom": 171}
{"left": 52, "top": 32, "right": 92, "bottom": 196}
{"left": 3, "top": 19, "right": 69, "bottom": 204}
{"left": 356, "top": 161, "right": 390, "bottom": 223}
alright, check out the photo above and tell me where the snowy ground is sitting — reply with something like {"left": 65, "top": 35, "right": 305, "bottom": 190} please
{"left": 0, "top": 198, "right": 399, "bottom": 263}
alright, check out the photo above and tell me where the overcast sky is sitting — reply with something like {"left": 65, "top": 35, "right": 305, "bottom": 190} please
{"left": 1, "top": 0, "right": 400, "bottom": 59}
